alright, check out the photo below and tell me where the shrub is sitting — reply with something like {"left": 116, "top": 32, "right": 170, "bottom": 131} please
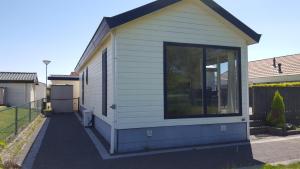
{"left": 250, "top": 82, "right": 300, "bottom": 88}
{"left": 266, "top": 91, "right": 286, "bottom": 129}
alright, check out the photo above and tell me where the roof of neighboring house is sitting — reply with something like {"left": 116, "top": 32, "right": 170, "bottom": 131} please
{"left": 48, "top": 75, "right": 79, "bottom": 81}
{"left": 249, "top": 54, "right": 300, "bottom": 79}
{"left": 75, "top": 0, "right": 261, "bottom": 71}
{"left": 0, "top": 72, "right": 38, "bottom": 84}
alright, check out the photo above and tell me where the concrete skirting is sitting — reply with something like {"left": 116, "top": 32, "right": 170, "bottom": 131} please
{"left": 116, "top": 122, "right": 247, "bottom": 153}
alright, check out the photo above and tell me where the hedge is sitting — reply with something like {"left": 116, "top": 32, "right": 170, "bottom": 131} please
{"left": 250, "top": 82, "right": 300, "bottom": 88}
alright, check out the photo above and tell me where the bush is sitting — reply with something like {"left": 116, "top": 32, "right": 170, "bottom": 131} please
{"left": 250, "top": 82, "right": 300, "bottom": 88}
{"left": 266, "top": 91, "right": 286, "bottom": 129}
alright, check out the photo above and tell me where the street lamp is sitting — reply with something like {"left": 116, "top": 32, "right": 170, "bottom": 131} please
{"left": 43, "top": 60, "right": 51, "bottom": 102}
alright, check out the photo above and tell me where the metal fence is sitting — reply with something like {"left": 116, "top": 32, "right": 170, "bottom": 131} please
{"left": 249, "top": 87, "right": 300, "bottom": 124}
{"left": 0, "top": 99, "right": 44, "bottom": 142}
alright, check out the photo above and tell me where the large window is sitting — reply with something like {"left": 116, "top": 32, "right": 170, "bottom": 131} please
{"left": 164, "top": 42, "right": 241, "bottom": 119}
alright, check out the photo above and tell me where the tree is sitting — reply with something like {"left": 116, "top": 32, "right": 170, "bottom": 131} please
{"left": 266, "top": 90, "right": 286, "bottom": 129}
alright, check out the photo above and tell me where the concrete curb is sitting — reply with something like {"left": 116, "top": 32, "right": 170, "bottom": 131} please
{"left": 21, "top": 117, "right": 50, "bottom": 169}
{"left": 74, "top": 113, "right": 111, "bottom": 159}
{"left": 251, "top": 135, "right": 300, "bottom": 144}
{"left": 271, "top": 158, "right": 300, "bottom": 165}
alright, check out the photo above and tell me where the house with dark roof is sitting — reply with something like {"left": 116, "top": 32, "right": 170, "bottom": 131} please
{"left": 249, "top": 54, "right": 300, "bottom": 84}
{"left": 74, "top": 0, "right": 261, "bottom": 154}
{"left": 0, "top": 72, "right": 45, "bottom": 106}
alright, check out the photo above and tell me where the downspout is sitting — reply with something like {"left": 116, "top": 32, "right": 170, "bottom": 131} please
{"left": 244, "top": 47, "right": 250, "bottom": 140}
{"left": 110, "top": 31, "right": 117, "bottom": 154}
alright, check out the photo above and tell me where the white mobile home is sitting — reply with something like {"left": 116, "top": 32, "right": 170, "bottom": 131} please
{"left": 0, "top": 72, "right": 45, "bottom": 106}
{"left": 75, "top": 0, "right": 261, "bottom": 154}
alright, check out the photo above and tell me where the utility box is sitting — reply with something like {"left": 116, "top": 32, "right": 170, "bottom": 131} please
{"left": 82, "top": 110, "right": 93, "bottom": 127}
{"left": 0, "top": 87, "right": 6, "bottom": 105}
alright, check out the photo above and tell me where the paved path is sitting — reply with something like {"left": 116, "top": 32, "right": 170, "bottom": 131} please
{"left": 30, "top": 114, "right": 300, "bottom": 169}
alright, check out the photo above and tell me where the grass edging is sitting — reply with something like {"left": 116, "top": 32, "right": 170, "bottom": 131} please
{"left": 0, "top": 115, "right": 46, "bottom": 168}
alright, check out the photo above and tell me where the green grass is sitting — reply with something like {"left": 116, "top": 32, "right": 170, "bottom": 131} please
{"left": 0, "top": 106, "right": 39, "bottom": 141}
{"left": 263, "top": 162, "right": 300, "bottom": 169}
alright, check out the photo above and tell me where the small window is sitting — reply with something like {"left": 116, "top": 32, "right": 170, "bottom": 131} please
{"left": 86, "top": 67, "right": 88, "bottom": 85}
{"left": 81, "top": 72, "right": 85, "bottom": 105}
{"left": 102, "top": 49, "right": 108, "bottom": 116}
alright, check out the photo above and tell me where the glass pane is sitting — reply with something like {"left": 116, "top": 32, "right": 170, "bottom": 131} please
{"left": 166, "top": 45, "right": 204, "bottom": 117}
{"left": 206, "top": 48, "right": 239, "bottom": 114}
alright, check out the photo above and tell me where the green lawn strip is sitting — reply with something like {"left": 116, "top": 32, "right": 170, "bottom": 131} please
{"left": 0, "top": 115, "right": 44, "bottom": 168}
{"left": 0, "top": 108, "right": 38, "bottom": 141}
{"left": 263, "top": 162, "right": 300, "bottom": 169}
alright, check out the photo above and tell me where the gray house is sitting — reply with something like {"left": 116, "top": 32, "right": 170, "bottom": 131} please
{"left": 0, "top": 72, "right": 45, "bottom": 106}
{"left": 75, "top": 0, "right": 261, "bottom": 154}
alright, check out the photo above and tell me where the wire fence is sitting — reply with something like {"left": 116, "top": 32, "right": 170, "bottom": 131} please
{"left": 0, "top": 99, "right": 44, "bottom": 142}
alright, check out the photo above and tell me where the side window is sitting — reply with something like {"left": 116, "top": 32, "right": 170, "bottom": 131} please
{"left": 86, "top": 67, "right": 88, "bottom": 85}
{"left": 102, "top": 49, "right": 107, "bottom": 116}
{"left": 81, "top": 72, "right": 85, "bottom": 105}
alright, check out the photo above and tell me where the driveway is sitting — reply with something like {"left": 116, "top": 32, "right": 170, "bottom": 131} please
{"left": 28, "top": 114, "right": 300, "bottom": 169}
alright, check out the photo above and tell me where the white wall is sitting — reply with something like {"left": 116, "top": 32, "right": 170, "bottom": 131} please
{"left": 250, "top": 74, "right": 300, "bottom": 84}
{"left": 0, "top": 83, "right": 33, "bottom": 106}
{"left": 114, "top": 0, "right": 249, "bottom": 129}
{"left": 78, "top": 36, "right": 114, "bottom": 125}
{"left": 35, "top": 82, "right": 46, "bottom": 101}
{"left": 50, "top": 80, "right": 79, "bottom": 110}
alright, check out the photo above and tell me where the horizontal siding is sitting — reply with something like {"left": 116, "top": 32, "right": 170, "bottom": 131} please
{"left": 115, "top": 0, "right": 248, "bottom": 129}
{"left": 0, "top": 83, "right": 31, "bottom": 106}
{"left": 79, "top": 37, "right": 114, "bottom": 125}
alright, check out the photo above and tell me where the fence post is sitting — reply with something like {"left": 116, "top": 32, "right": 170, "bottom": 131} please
{"left": 15, "top": 107, "right": 18, "bottom": 135}
{"left": 29, "top": 102, "right": 32, "bottom": 122}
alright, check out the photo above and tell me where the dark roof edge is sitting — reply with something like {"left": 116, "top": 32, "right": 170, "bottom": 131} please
{"left": 75, "top": 18, "right": 111, "bottom": 71}
{"left": 0, "top": 80, "right": 36, "bottom": 83}
{"left": 75, "top": 0, "right": 261, "bottom": 71}
{"left": 48, "top": 76, "right": 79, "bottom": 81}
{"left": 201, "top": 0, "right": 261, "bottom": 42}
{"left": 105, "top": 0, "right": 181, "bottom": 28}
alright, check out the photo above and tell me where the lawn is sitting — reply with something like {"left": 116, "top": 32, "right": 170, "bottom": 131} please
{"left": 0, "top": 106, "right": 39, "bottom": 141}
{"left": 263, "top": 162, "right": 300, "bottom": 169}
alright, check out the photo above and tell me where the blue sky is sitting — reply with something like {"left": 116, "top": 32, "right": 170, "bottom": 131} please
{"left": 0, "top": 0, "right": 299, "bottom": 82}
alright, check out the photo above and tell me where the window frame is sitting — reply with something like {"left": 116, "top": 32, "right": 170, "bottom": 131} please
{"left": 86, "top": 67, "right": 89, "bottom": 85}
{"left": 81, "top": 71, "right": 85, "bottom": 105}
{"left": 163, "top": 42, "right": 242, "bottom": 119}
{"left": 102, "top": 48, "right": 108, "bottom": 116}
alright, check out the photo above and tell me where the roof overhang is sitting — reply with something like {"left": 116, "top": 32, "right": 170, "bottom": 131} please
{"left": 48, "top": 76, "right": 79, "bottom": 81}
{"left": 75, "top": 0, "right": 261, "bottom": 71}
{"left": 0, "top": 80, "right": 36, "bottom": 84}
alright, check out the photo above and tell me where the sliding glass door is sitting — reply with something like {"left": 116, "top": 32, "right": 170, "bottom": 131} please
{"left": 164, "top": 42, "right": 241, "bottom": 119}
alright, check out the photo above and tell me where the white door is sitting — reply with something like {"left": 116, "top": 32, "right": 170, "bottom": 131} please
{"left": 51, "top": 85, "right": 73, "bottom": 113}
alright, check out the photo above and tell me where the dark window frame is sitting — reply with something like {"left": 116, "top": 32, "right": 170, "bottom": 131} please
{"left": 163, "top": 42, "right": 242, "bottom": 119}
{"left": 86, "top": 67, "right": 89, "bottom": 85}
{"left": 81, "top": 71, "right": 85, "bottom": 105}
{"left": 102, "top": 49, "right": 108, "bottom": 116}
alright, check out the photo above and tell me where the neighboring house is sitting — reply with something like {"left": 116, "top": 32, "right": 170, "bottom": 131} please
{"left": 249, "top": 54, "right": 300, "bottom": 84}
{"left": 48, "top": 74, "right": 80, "bottom": 111}
{"left": 0, "top": 72, "right": 45, "bottom": 106}
{"left": 75, "top": 0, "right": 261, "bottom": 154}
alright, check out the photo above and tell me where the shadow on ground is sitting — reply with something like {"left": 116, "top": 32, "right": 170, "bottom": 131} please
{"left": 31, "top": 114, "right": 264, "bottom": 169}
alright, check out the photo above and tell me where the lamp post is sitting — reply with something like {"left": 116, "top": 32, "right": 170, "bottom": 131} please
{"left": 43, "top": 60, "right": 51, "bottom": 102}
